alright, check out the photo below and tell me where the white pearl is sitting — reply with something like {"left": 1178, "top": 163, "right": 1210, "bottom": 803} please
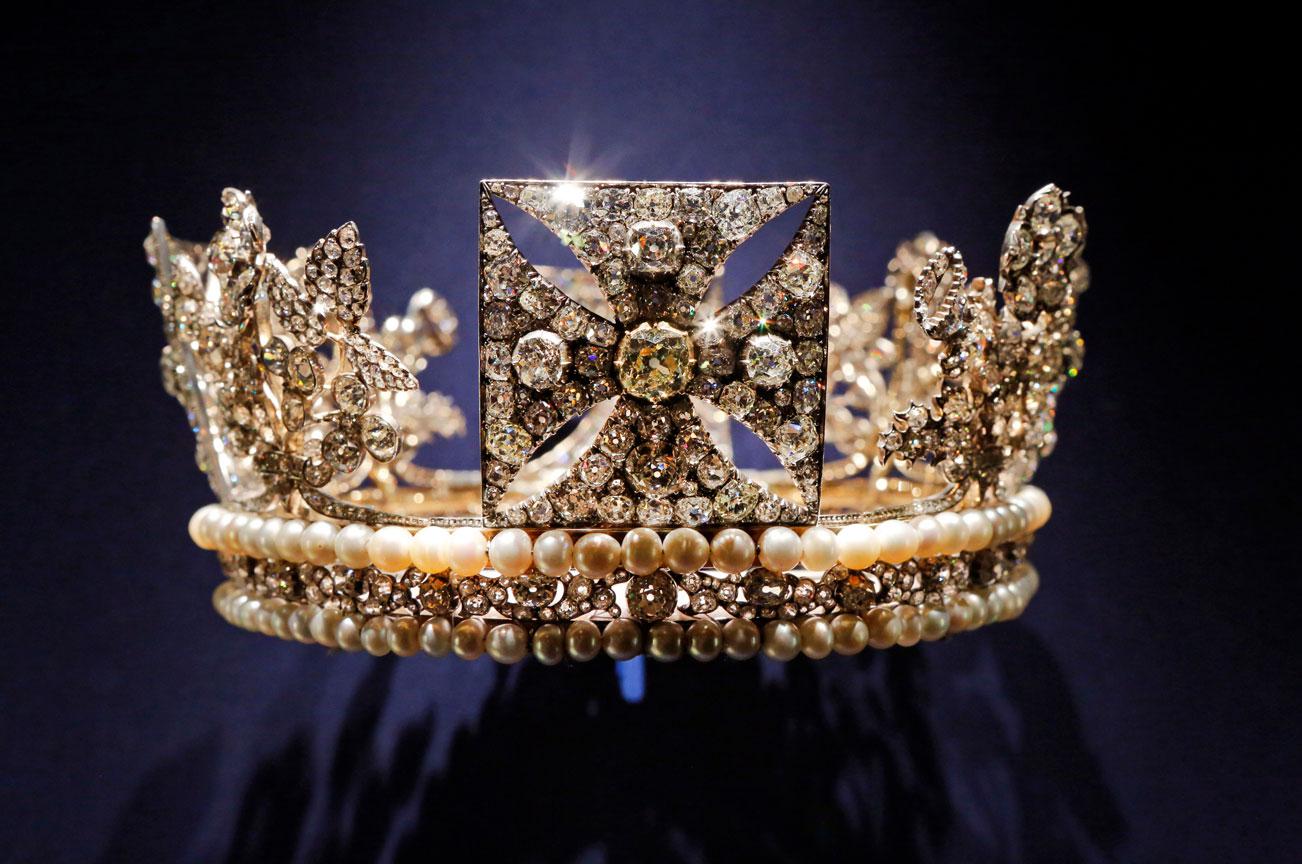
{"left": 203, "top": 507, "right": 228, "bottom": 549}
{"left": 238, "top": 517, "right": 264, "bottom": 557}
{"left": 961, "top": 509, "right": 994, "bottom": 551}
{"left": 335, "top": 524, "right": 374, "bottom": 568}
{"left": 910, "top": 515, "right": 943, "bottom": 558}
{"left": 189, "top": 506, "right": 216, "bottom": 550}
{"left": 213, "top": 510, "right": 238, "bottom": 552}
{"left": 368, "top": 525, "right": 413, "bottom": 573}
{"left": 225, "top": 514, "right": 249, "bottom": 553}
{"left": 837, "top": 524, "right": 880, "bottom": 569}
{"left": 532, "top": 530, "right": 573, "bottom": 577}
{"left": 875, "top": 519, "right": 919, "bottom": 564}
{"left": 934, "top": 511, "right": 968, "bottom": 555}
{"left": 758, "top": 526, "right": 802, "bottom": 572}
{"left": 1018, "top": 485, "right": 1052, "bottom": 530}
{"left": 489, "top": 528, "right": 533, "bottom": 577}
{"left": 276, "top": 520, "right": 307, "bottom": 563}
{"left": 411, "top": 526, "right": 452, "bottom": 573}
{"left": 300, "top": 521, "right": 338, "bottom": 565}
{"left": 258, "top": 517, "right": 284, "bottom": 559}
{"left": 799, "top": 525, "right": 840, "bottom": 572}
{"left": 450, "top": 526, "right": 488, "bottom": 577}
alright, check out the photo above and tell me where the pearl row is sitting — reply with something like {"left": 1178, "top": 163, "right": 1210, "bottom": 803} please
{"left": 211, "top": 563, "right": 1040, "bottom": 663}
{"left": 190, "top": 486, "right": 1050, "bottom": 577}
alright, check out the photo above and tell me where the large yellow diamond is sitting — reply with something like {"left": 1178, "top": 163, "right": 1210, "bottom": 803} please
{"left": 615, "top": 321, "right": 694, "bottom": 402}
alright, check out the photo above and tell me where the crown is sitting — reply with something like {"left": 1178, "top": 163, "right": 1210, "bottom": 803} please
{"left": 150, "top": 180, "right": 1086, "bottom": 663}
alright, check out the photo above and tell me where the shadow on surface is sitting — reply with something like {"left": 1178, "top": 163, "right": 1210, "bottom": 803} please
{"left": 98, "top": 624, "right": 1125, "bottom": 864}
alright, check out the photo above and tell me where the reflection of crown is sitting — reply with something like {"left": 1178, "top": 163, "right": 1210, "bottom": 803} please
{"left": 151, "top": 180, "right": 1086, "bottom": 663}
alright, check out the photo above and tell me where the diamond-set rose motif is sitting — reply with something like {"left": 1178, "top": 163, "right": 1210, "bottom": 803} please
{"left": 478, "top": 180, "right": 831, "bottom": 528}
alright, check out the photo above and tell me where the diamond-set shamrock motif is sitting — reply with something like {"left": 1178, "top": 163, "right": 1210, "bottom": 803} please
{"left": 478, "top": 180, "right": 831, "bottom": 528}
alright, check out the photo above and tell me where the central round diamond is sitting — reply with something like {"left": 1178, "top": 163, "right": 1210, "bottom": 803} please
{"left": 615, "top": 321, "right": 694, "bottom": 402}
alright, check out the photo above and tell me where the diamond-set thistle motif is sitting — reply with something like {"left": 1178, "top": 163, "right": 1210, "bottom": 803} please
{"left": 478, "top": 180, "right": 831, "bottom": 528}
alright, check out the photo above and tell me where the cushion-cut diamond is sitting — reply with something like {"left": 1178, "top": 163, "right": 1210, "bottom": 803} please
{"left": 512, "top": 330, "right": 568, "bottom": 390}
{"left": 615, "top": 321, "right": 694, "bottom": 402}
{"left": 626, "top": 220, "right": 685, "bottom": 277}
{"left": 740, "top": 334, "right": 794, "bottom": 386}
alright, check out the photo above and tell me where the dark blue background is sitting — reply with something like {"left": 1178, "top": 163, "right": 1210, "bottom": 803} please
{"left": 3, "top": 2, "right": 1291, "bottom": 862}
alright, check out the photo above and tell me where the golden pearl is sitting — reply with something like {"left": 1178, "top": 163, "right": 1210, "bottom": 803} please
{"left": 368, "top": 525, "right": 413, "bottom": 574}
{"left": 574, "top": 533, "right": 621, "bottom": 578}
{"left": 451, "top": 618, "right": 486, "bottom": 659}
{"left": 361, "top": 617, "right": 392, "bottom": 656}
{"left": 895, "top": 605, "right": 923, "bottom": 647}
{"left": 687, "top": 618, "right": 722, "bottom": 661}
{"left": 603, "top": 619, "right": 643, "bottom": 660}
{"left": 566, "top": 620, "right": 602, "bottom": 661}
{"left": 865, "top": 607, "right": 902, "bottom": 649}
{"left": 722, "top": 618, "right": 760, "bottom": 660}
{"left": 836, "top": 524, "right": 880, "bottom": 569}
{"left": 388, "top": 616, "right": 421, "bottom": 656}
{"left": 919, "top": 604, "right": 951, "bottom": 641}
{"left": 411, "top": 526, "right": 452, "bottom": 574}
{"left": 621, "top": 527, "right": 664, "bottom": 576}
{"left": 336, "top": 614, "right": 365, "bottom": 652}
{"left": 486, "top": 622, "right": 529, "bottom": 664}
{"left": 419, "top": 617, "right": 452, "bottom": 656}
{"left": 762, "top": 620, "right": 802, "bottom": 661}
{"left": 662, "top": 527, "right": 710, "bottom": 573}
{"left": 710, "top": 528, "right": 755, "bottom": 573}
{"left": 874, "top": 520, "right": 919, "bottom": 565}
{"left": 799, "top": 616, "right": 833, "bottom": 659}
{"left": 647, "top": 622, "right": 685, "bottom": 662}
{"left": 831, "top": 613, "right": 869, "bottom": 655}
{"left": 532, "top": 623, "right": 565, "bottom": 665}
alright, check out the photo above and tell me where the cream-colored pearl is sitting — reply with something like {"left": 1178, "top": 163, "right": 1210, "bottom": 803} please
{"left": 710, "top": 528, "right": 755, "bottom": 573}
{"left": 452, "top": 618, "right": 486, "bottom": 659}
{"left": 574, "top": 532, "right": 621, "bottom": 578}
{"left": 449, "top": 526, "right": 488, "bottom": 577}
{"left": 603, "top": 619, "right": 643, "bottom": 660}
{"left": 238, "top": 517, "right": 263, "bottom": 557}
{"left": 189, "top": 506, "right": 217, "bottom": 550}
{"left": 799, "top": 526, "right": 840, "bottom": 572}
{"left": 982, "top": 587, "right": 1006, "bottom": 624}
{"left": 566, "top": 619, "right": 602, "bottom": 661}
{"left": 411, "top": 526, "right": 451, "bottom": 573}
{"left": 335, "top": 524, "right": 374, "bottom": 569}
{"left": 219, "top": 511, "right": 243, "bottom": 552}
{"left": 486, "top": 623, "right": 529, "bottom": 663}
{"left": 301, "top": 521, "right": 338, "bottom": 566}
{"left": 837, "top": 524, "right": 880, "bottom": 569}
{"left": 831, "top": 613, "right": 869, "bottom": 655}
{"left": 532, "top": 530, "right": 574, "bottom": 577}
{"left": 272, "top": 603, "right": 295, "bottom": 640}
{"left": 875, "top": 520, "right": 919, "bottom": 564}
{"left": 621, "top": 527, "right": 663, "bottom": 576}
{"left": 919, "top": 605, "right": 950, "bottom": 641}
{"left": 1006, "top": 502, "right": 1031, "bottom": 539}
{"left": 276, "top": 520, "right": 307, "bottom": 563}
{"left": 934, "top": 511, "right": 968, "bottom": 556}
{"left": 758, "top": 527, "right": 802, "bottom": 572}
{"left": 948, "top": 596, "right": 974, "bottom": 633}
{"left": 647, "top": 622, "right": 684, "bottom": 662}
{"left": 235, "top": 596, "right": 259, "bottom": 630}
{"left": 895, "top": 605, "right": 923, "bottom": 647}
{"left": 992, "top": 584, "right": 1016, "bottom": 622}
{"left": 336, "top": 614, "right": 365, "bottom": 652}
{"left": 388, "top": 617, "right": 421, "bottom": 656}
{"left": 799, "top": 616, "right": 834, "bottom": 659}
{"left": 489, "top": 528, "right": 533, "bottom": 577}
{"left": 762, "top": 620, "right": 802, "bottom": 661}
{"left": 368, "top": 525, "right": 413, "bottom": 573}
{"left": 419, "top": 617, "right": 452, "bottom": 656}
{"left": 258, "top": 517, "right": 284, "bottom": 559}
{"left": 910, "top": 516, "right": 943, "bottom": 558}
{"left": 722, "top": 618, "right": 760, "bottom": 660}
{"left": 361, "top": 617, "right": 392, "bottom": 656}
{"left": 309, "top": 607, "right": 341, "bottom": 647}
{"left": 662, "top": 527, "right": 710, "bottom": 573}
{"left": 532, "top": 623, "right": 565, "bottom": 665}
{"left": 1018, "top": 485, "right": 1051, "bottom": 530}
{"left": 961, "top": 510, "right": 994, "bottom": 551}
{"left": 866, "top": 607, "right": 902, "bottom": 648}
{"left": 687, "top": 619, "right": 722, "bottom": 661}
{"left": 288, "top": 605, "right": 314, "bottom": 643}
{"left": 959, "top": 591, "right": 987, "bottom": 629}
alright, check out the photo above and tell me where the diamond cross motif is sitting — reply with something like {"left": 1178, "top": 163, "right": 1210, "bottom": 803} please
{"left": 479, "top": 180, "right": 830, "bottom": 528}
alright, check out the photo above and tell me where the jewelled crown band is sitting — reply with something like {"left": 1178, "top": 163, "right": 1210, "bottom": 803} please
{"left": 150, "top": 180, "right": 1087, "bottom": 663}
